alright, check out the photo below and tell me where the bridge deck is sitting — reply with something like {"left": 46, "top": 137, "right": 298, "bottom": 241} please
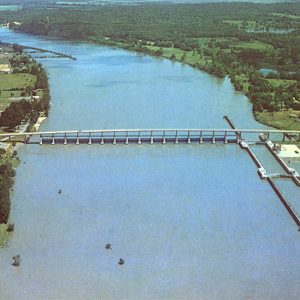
{"left": 1, "top": 128, "right": 300, "bottom": 137}
{"left": 1, "top": 128, "right": 300, "bottom": 144}
{"left": 1, "top": 126, "right": 300, "bottom": 230}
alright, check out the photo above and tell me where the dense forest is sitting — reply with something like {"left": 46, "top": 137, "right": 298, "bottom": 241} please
{"left": 0, "top": 149, "right": 15, "bottom": 224}
{"left": 1, "top": 2, "right": 300, "bottom": 129}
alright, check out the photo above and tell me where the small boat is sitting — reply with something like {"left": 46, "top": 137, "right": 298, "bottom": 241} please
{"left": 58, "top": 189, "right": 62, "bottom": 194}
{"left": 118, "top": 258, "right": 125, "bottom": 265}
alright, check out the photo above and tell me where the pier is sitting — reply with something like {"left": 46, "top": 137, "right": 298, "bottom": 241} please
{"left": 0, "top": 42, "right": 76, "bottom": 60}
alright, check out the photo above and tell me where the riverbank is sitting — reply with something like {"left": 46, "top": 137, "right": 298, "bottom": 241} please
{"left": 89, "top": 36, "right": 300, "bottom": 131}
{"left": 0, "top": 223, "right": 7, "bottom": 247}
{"left": 255, "top": 110, "right": 300, "bottom": 131}
{"left": 31, "top": 114, "right": 47, "bottom": 132}
{"left": 0, "top": 45, "right": 50, "bottom": 246}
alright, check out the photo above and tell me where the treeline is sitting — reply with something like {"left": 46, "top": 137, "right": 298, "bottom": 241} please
{"left": 5, "top": 3, "right": 299, "bottom": 67}
{"left": 3, "top": 3, "right": 299, "bottom": 41}
{"left": 0, "top": 149, "right": 16, "bottom": 224}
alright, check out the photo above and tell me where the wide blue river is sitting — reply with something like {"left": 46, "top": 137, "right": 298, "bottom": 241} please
{"left": 0, "top": 27, "right": 300, "bottom": 300}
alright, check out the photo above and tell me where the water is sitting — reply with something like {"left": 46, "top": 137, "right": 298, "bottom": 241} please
{"left": 0, "top": 5, "right": 21, "bottom": 11}
{"left": 0, "top": 28, "right": 300, "bottom": 300}
{"left": 259, "top": 68, "right": 278, "bottom": 76}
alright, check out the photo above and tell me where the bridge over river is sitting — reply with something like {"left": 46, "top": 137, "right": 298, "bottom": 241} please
{"left": 1, "top": 127, "right": 300, "bottom": 145}
{"left": 2, "top": 125, "right": 300, "bottom": 231}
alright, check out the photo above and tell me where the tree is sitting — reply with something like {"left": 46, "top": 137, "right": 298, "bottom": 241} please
{"left": 291, "top": 48, "right": 299, "bottom": 65}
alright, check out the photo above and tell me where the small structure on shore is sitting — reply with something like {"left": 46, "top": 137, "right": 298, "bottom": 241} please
{"left": 278, "top": 144, "right": 300, "bottom": 160}
{"left": 118, "top": 258, "right": 125, "bottom": 265}
{"left": 12, "top": 255, "right": 21, "bottom": 267}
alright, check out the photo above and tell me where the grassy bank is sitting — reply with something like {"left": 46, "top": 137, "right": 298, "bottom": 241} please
{"left": 0, "top": 223, "right": 8, "bottom": 247}
{"left": 0, "top": 73, "right": 36, "bottom": 111}
{"left": 91, "top": 36, "right": 300, "bottom": 131}
{"left": 255, "top": 110, "right": 300, "bottom": 131}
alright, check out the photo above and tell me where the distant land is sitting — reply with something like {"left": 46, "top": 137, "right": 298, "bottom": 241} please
{"left": 0, "top": 0, "right": 298, "bottom": 5}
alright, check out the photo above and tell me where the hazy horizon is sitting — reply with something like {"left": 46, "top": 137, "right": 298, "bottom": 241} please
{"left": 0, "top": 0, "right": 296, "bottom": 5}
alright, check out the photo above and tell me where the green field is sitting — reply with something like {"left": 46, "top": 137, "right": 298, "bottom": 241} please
{"left": 0, "top": 57, "right": 9, "bottom": 64}
{"left": 267, "top": 79, "right": 297, "bottom": 88}
{"left": 270, "top": 13, "right": 300, "bottom": 20}
{"left": 0, "top": 73, "right": 36, "bottom": 90}
{"left": 232, "top": 41, "right": 273, "bottom": 51}
{"left": 256, "top": 111, "right": 300, "bottom": 131}
{"left": 0, "top": 223, "right": 7, "bottom": 247}
{"left": 0, "top": 73, "right": 36, "bottom": 111}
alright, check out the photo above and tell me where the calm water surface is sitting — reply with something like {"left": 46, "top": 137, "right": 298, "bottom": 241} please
{"left": 0, "top": 28, "right": 300, "bottom": 300}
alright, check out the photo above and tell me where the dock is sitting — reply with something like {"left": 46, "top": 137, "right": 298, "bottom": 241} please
{"left": 268, "top": 178, "right": 300, "bottom": 230}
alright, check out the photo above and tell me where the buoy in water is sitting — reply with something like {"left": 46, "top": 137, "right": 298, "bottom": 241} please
{"left": 105, "top": 243, "right": 112, "bottom": 250}
{"left": 12, "top": 255, "right": 21, "bottom": 267}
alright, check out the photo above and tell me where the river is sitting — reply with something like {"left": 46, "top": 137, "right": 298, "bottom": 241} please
{"left": 0, "top": 28, "right": 300, "bottom": 300}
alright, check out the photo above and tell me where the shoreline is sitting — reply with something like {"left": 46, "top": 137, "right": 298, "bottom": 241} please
{"left": 0, "top": 114, "right": 47, "bottom": 247}
{"left": 31, "top": 114, "right": 47, "bottom": 132}
{"left": 90, "top": 38, "right": 300, "bottom": 131}
{"left": 0, "top": 44, "right": 49, "bottom": 247}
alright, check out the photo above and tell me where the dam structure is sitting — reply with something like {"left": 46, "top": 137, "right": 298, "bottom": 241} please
{"left": 1, "top": 126, "right": 300, "bottom": 231}
{"left": 2, "top": 125, "right": 300, "bottom": 188}
{"left": 1, "top": 128, "right": 300, "bottom": 145}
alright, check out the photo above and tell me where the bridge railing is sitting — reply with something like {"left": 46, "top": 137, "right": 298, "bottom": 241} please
{"left": 1, "top": 128, "right": 300, "bottom": 144}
